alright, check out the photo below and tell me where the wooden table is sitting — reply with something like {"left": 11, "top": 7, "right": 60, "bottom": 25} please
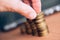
{"left": 0, "top": 12, "right": 60, "bottom": 40}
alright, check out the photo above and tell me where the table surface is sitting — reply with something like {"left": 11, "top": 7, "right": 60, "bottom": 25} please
{"left": 0, "top": 12, "right": 60, "bottom": 40}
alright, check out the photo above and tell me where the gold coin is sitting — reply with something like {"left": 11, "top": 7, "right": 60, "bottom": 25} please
{"left": 34, "top": 18, "right": 45, "bottom": 23}
{"left": 38, "top": 29, "right": 48, "bottom": 36}
{"left": 25, "top": 22, "right": 32, "bottom": 34}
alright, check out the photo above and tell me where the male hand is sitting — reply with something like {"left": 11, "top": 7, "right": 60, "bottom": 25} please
{"left": 0, "top": 0, "right": 41, "bottom": 19}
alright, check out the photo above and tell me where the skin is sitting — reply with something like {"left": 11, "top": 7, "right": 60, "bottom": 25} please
{"left": 0, "top": 0, "right": 41, "bottom": 20}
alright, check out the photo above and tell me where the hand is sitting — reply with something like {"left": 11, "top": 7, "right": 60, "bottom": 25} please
{"left": 0, "top": 0, "right": 41, "bottom": 19}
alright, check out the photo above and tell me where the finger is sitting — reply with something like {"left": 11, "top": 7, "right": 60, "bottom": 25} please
{"left": 0, "top": 5, "right": 8, "bottom": 12}
{"left": 32, "top": 0, "right": 41, "bottom": 13}
{"left": 0, "top": 5, "right": 15, "bottom": 12}
{"left": 0, "top": 0, "right": 17, "bottom": 12}
{"left": 12, "top": 2, "right": 37, "bottom": 20}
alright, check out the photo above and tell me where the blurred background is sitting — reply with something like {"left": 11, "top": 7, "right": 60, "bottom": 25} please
{"left": 0, "top": 0, "right": 60, "bottom": 32}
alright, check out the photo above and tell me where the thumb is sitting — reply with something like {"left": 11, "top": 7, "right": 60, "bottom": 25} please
{"left": 12, "top": 1, "right": 37, "bottom": 20}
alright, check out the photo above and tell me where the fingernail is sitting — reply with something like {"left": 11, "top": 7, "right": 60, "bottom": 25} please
{"left": 28, "top": 12, "right": 37, "bottom": 20}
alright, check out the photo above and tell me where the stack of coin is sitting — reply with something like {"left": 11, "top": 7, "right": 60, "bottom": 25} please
{"left": 27, "top": 19, "right": 37, "bottom": 36}
{"left": 33, "top": 12, "right": 49, "bottom": 36}
{"left": 20, "top": 23, "right": 26, "bottom": 34}
{"left": 20, "top": 22, "right": 32, "bottom": 34}
{"left": 24, "top": 22, "right": 32, "bottom": 34}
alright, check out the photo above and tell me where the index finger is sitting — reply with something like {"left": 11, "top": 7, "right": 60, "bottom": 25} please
{"left": 32, "top": 0, "right": 41, "bottom": 13}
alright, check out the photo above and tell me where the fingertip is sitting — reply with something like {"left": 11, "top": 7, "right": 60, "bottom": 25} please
{"left": 27, "top": 12, "right": 37, "bottom": 20}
